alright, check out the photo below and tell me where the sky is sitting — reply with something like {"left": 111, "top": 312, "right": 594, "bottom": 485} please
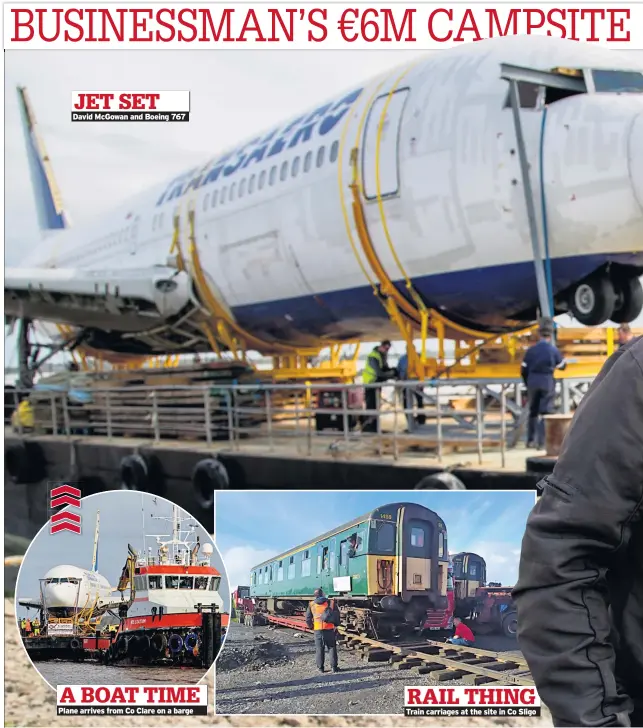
{"left": 4, "top": 46, "right": 643, "bottom": 369}
{"left": 216, "top": 490, "right": 536, "bottom": 591}
{"left": 15, "top": 490, "right": 230, "bottom": 618}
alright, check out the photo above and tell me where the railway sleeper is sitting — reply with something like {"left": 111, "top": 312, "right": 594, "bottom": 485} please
{"left": 480, "top": 661, "right": 521, "bottom": 672}
{"left": 417, "top": 662, "right": 451, "bottom": 675}
{"left": 432, "top": 669, "right": 468, "bottom": 681}
{"left": 364, "top": 649, "right": 392, "bottom": 662}
{"left": 395, "top": 658, "right": 424, "bottom": 670}
{"left": 460, "top": 674, "right": 501, "bottom": 686}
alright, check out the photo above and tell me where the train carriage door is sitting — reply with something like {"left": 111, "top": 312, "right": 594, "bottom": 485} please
{"left": 403, "top": 518, "right": 432, "bottom": 594}
{"left": 362, "top": 88, "right": 410, "bottom": 201}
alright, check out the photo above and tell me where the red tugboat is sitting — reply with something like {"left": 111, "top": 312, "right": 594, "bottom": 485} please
{"left": 103, "top": 505, "right": 229, "bottom": 667}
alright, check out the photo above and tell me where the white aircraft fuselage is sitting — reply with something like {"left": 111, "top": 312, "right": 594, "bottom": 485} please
{"left": 7, "top": 36, "right": 643, "bottom": 355}
{"left": 42, "top": 564, "right": 113, "bottom": 616}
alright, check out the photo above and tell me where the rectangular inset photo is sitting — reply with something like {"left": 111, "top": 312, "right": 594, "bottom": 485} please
{"left": 215, "top": 490, "right": 536, "bottom": 717}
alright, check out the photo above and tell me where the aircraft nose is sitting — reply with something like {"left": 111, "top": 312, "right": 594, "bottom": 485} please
{"left": 628, "top": 113, "right": 643, "bottom": 212}
{"left": 44, "top": 584, "right": 76, "bottom": 608}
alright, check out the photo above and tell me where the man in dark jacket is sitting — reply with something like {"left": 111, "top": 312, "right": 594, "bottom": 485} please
{"left": 513, "top": 335, "right": 643, "bottom": 727}
{"left": 521, "top": 318, "right": 565, "bottom": 449}
{"left": 305, "top": 588, "right": 341, "bottom": 673}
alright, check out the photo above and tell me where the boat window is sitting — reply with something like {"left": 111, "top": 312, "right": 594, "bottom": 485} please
{"left": 165, "top": 576, "right": 179, "bottom": 589}
{"left": 249, "top": 174, "right": 255, "bottom": 194}
{"left": 180, "top": 576, "right": 194, "bottom": 589}
{"left": 148, "top": 575, "right": 162, "bottom": 589}
{"left": 277, "top": 561, "right": 284, "bottom": 582}
{"left": 210, "top": 576, "right": 221, "bottom": 591}
{"left": 411, "top": 527, "right": 424, "bottom": 548}
{"left": 288, "top": 556, "right": 295, "bottom": 580}
{"left": 592, "top": 69, "right": 643, "bottom": 93}
{"left": 280, "top": 161, "right": 288, "bottom": 182}
{"left": 376, "top": 522, "right": 395, "bottom": 553}
{"left": 330, "top": 141, "right": 339, "bottom": 163}
{"left": 316, "top": 146, "right": 325, "bottom": 168}
{"left": 292, "top": 156, "right": 300, "bottom": 177}
{"left": 195, "top": 576, "right": 208, "bottom": 590}
{"left": 304, "top": 151, "right": 312, "bottom": 173}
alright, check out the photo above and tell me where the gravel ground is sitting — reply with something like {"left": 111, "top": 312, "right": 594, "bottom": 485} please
{"left": 216, "top": 622, "right": 552, "bottom": 725}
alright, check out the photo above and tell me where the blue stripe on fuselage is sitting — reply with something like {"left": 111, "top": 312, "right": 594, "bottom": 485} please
{"left": 230, "top": 254, "right": 642, "bottom": 342}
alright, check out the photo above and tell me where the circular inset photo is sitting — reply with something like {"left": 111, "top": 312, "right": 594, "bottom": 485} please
{"left": 15, "top": 490, "right": 230, "bottom": 687}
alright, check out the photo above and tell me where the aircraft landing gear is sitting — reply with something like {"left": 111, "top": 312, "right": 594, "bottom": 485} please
{"left": 611, "top": 274, "right": 643, "bottom": 323}
{"left": 569, "top": 273, "right": 616, "bottom": 326}
{"left": 568, "top": 270, "right": 643, "bottom": 325}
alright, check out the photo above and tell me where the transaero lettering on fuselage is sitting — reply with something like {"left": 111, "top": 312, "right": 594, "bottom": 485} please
{"left": 156, "top": 86, "right": 363, "bottom": 206}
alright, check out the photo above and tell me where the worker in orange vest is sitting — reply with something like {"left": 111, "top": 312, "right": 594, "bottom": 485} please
{"left": 305, "top": 588, "right": 341, "bottom": 673}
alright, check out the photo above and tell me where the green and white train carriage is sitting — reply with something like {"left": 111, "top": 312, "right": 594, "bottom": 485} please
{"left": 249, "top": 502, "right": 449, "bottom": 636}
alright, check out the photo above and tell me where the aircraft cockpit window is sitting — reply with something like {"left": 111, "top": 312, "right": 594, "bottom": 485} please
{"left": 47, "top": 578, "right": 59, "bottom": 584}
{"left": 592, "top": 69, "right": 643, "bottom": 93}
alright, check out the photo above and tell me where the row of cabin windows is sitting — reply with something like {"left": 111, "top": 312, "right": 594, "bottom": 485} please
{"left": 251, "top": 529, "right": 365, "bottom": 586}
{"left": 201, "top": 141, "right": 340, "bottom": 213}
{"left": 132, "top": 575, "right": 220, "bottom": 591}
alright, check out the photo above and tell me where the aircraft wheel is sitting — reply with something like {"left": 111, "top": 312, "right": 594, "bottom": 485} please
{"left": 570, "top": 274, "right": 616, "bottom": 326}
{"left": 611, "top": 275, "right": 643, "bottom": 323}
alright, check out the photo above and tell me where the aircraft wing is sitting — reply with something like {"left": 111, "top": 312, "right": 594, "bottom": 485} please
{"left": 18, "top": 597, "right": 43, "bottom": 610}
{"left": 4, "top": 265, "right": 196, "bottom": 335}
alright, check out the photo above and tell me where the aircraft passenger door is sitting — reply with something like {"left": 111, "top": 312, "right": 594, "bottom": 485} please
{"left": 404, "top": 519, "right": 431, "bottom": 592}
{"left": 362, "top": 88, "right": 410, "bottom": 201}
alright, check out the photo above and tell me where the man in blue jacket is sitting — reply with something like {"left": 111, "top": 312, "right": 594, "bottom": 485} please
{"left": 521, "top": 318, "right": 565, "bottom": 449}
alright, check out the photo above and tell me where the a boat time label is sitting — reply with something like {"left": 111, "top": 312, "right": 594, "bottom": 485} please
{"left": 57, "top": 685, "right": 208, "bottom": 716}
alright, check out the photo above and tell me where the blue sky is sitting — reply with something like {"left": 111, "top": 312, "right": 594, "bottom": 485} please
{"left": 216, "top": 491, "right": 536, "bottom": 591}
{"left": 16, "top": 491, "right": 230, "bottom": 617}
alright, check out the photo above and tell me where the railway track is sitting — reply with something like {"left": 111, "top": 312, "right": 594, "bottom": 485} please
{"left": 258, "top": 613, "right": 534, "bottom": 686}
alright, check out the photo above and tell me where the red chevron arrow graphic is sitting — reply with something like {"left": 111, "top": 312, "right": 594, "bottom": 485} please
{"left": 51, "top": 520, "right": 82, "bottom": 535}
{"left": 50, "top": 495, "right": 81, "bottom": 509}
{"left": 51, "top": 511, "right": 81, "bottom": 525}
{"left": 50, "top": 484, "right": 82, "bottom": 499}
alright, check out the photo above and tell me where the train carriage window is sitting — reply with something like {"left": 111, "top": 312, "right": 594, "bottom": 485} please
{"left": 330, "top": 140, "right": 339, "bottom": 163}
{"left": 195, "top": 576, "right": 208, "bottom": 590}
{"left": 148, "top": 575, "right": 162, "bottom": 589}
{"left": 212, "top": 190, "right": 218, "bottom": 208}
{"left": 340, "top": 540, "right": 348, "bottom": 565}
{"left": 180, "top": 576, "right": 194, "bottom": 589}
{"left": 469, "top": 564, "right": 478, "bottom": 578}
{"left": 411, "top": 527, "right": 425, "bottom": 548}
{"left": 302, "top": 550, "right": 311, "bottom": 577}
{"left": 165, "top": 576, "right": 179, "bottom": 589}
{"left": 249, "top": 174, "right": 256, "bottom": 194}
{"left": 210, "top": 576, "right": 221, "bottom": 591}
{"left": 278, "top": 560, "right": 284, "bottom": 582}
{"left": 292, "top": 156, "right": 300, "bottom": 177}
{"left": 269, "top": 166, "right": 277, "bottom": 186}
{"left": 317, "top": 549, "right": 322, "bottom": 575}
{"left": 329, "top": 542, "right": 335, "bottom": 572}
{"left": 288, "top": 556, "right": 295, "bottom": 579}
{"left": 280, "top": 161, "right": 288, "bottom": 182}
{"left": 259, "top": 170, "right": 266, "bottom": 189}
{"left": 438, "top": 532, "right": 445, "bottom": 558}
{"left": 376, "top": 522, "right": 395, "bottom": 553}
{"left": 257, "top": 570, "right": 262, "bottom": 585}
{"left": 316, "top": 146, "right": 325, "bottom": 168}
{"left": 250, "top": 572, "right": 255, "bottom": 586}
{"left": 322, "top": 547, "right": 329, "bottom": 571}
{"left": 304, "top": 151, "right": 312, "bottom": 173}
{"left": 239, "top": 178, "right": 246, "bottom": 197}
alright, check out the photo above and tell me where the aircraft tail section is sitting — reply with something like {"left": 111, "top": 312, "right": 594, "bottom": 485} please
{"left": 17, "top": 86, "right": 70, "bottom": 234}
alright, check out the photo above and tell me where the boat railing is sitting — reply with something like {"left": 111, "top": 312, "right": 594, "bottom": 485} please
{"left": 4, "top": 377, "right": 593, "bottom": 465}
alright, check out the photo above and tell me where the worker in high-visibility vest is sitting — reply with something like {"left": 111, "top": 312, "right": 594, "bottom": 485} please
{"left": 361, "top": 340, "right": 396, "bottom": 433}
{"left": 305, "top": 588, "right": 341, "bottom": 673}
{"left": 19, "top": 617, "right": 26, "bottom": 635}
{"left": 32, "top": 618, "right": 41, "bottom": 636}
{"left": 24, "top": 618, "right": 32, "bottom": 637}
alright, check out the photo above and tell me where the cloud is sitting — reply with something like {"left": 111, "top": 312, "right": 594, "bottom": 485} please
{"left": 463, "top": 540, "right": 523, "bottom": 588}
{"left": 221, "top": 545, "right": 274, "bottom": 591}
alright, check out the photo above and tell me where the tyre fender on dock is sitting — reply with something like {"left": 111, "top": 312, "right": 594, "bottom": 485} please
{"left": 5, "top": 441, "right": 47, "bottom": 484}
{"left": 191, "top": 457, "right": 229, "bottom": 509}
{"left": 120, "top": 453, "right": 149, "bottom": 491}
{"left": 414, "top": 472, "right": 466, "bottom": 490}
